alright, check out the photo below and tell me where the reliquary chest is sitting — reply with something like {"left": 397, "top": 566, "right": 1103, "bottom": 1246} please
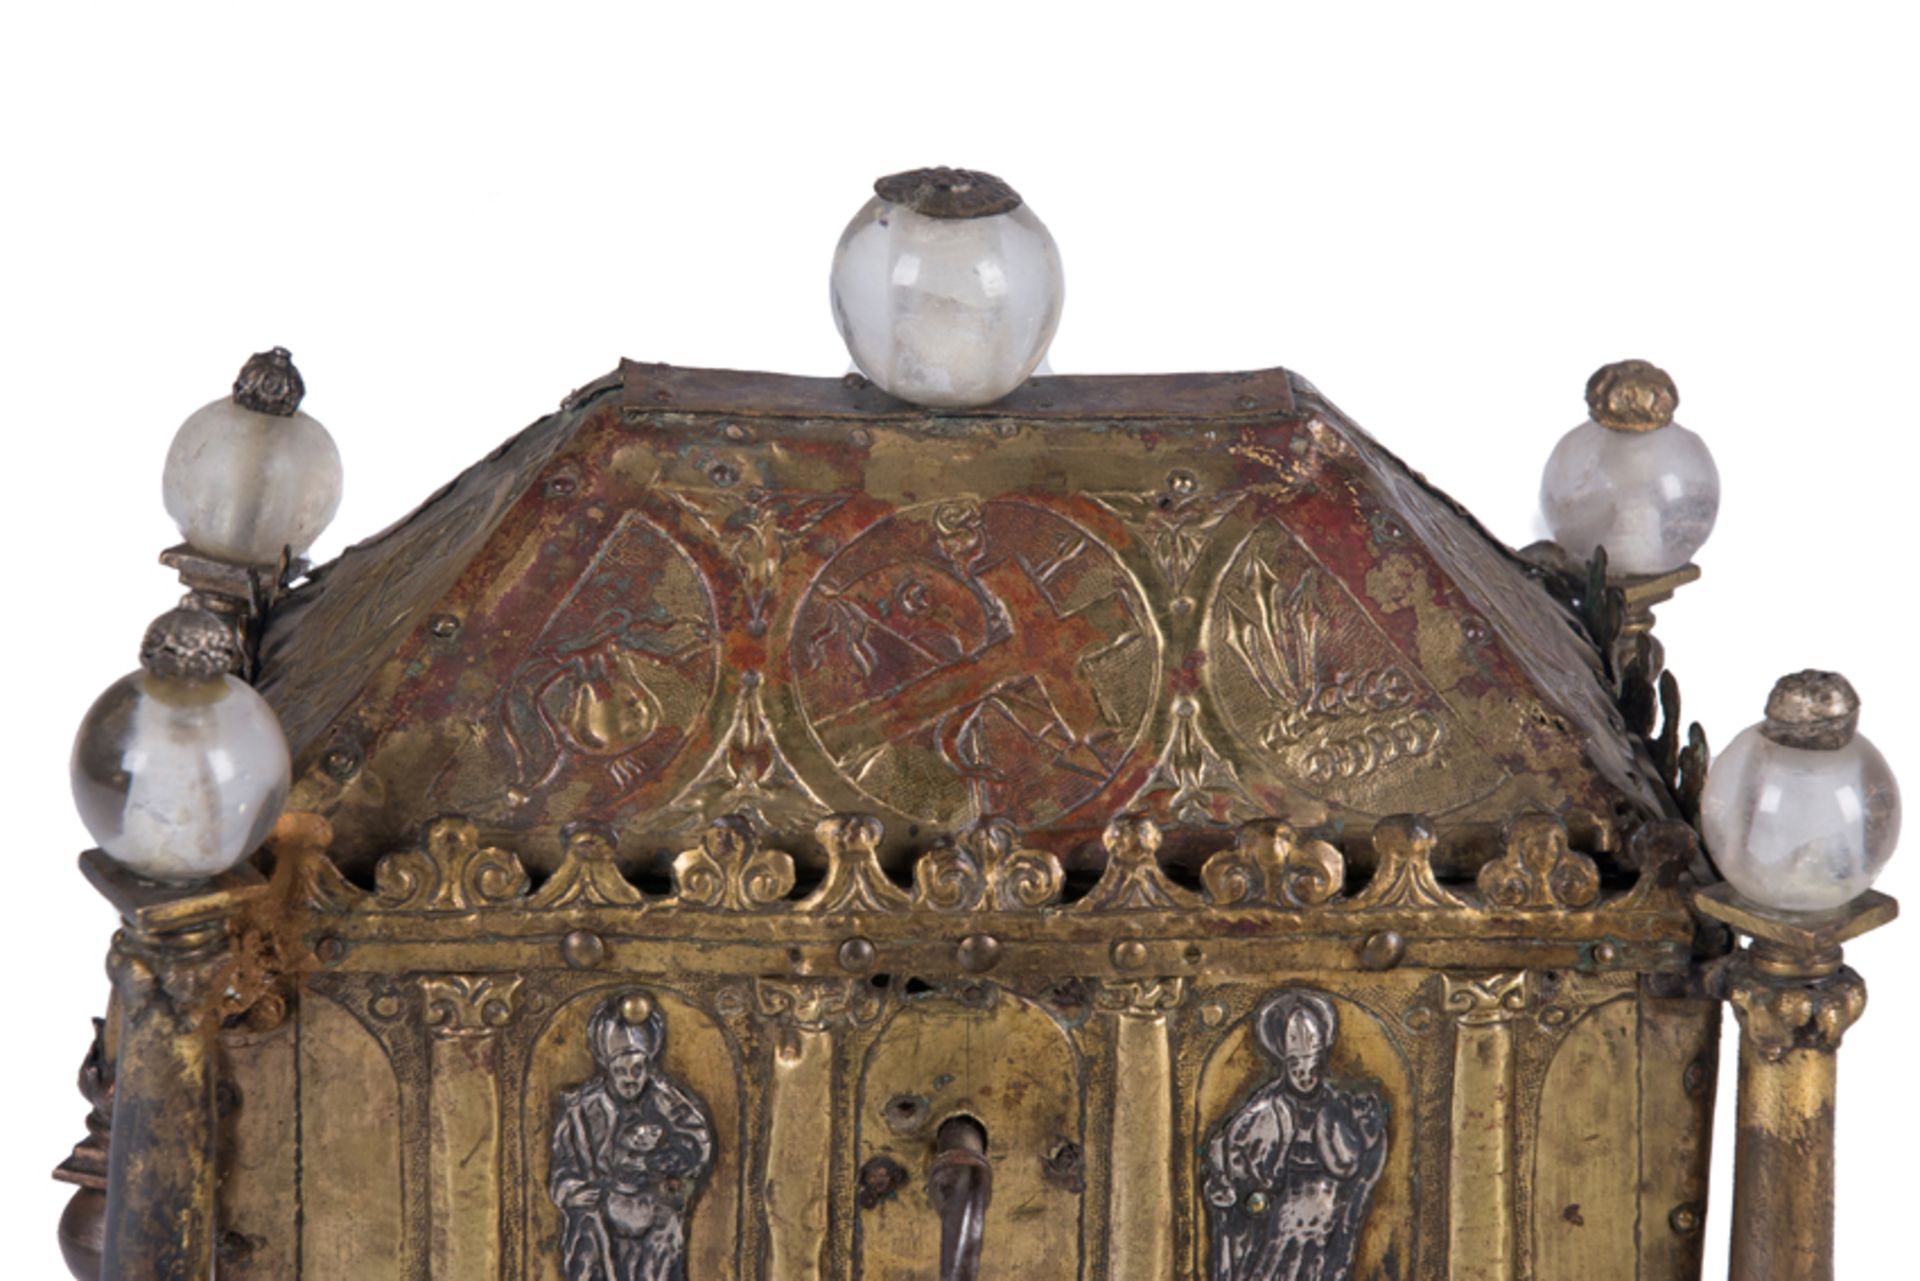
{"left": 56, "top": 169, "right": 1900, "bottom": 1281}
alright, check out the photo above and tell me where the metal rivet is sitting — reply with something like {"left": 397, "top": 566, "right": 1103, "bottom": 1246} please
{"left": 708, "top": 461, "right": 738, "bottom": 487}
{"left": 314, "top": 936, "right": 345, "bottom": 965}
{"left": 1669, "top": 1204, "right": 1701, "bottom": 1234}
{"left": 956, "top": 934, "right": 1002, "bottom": 974}
{"left": 562, "top": 930, "right": 605, "bottom": 969}
{"left": 1359, "top": 931, "right": 1406, "bottom": 971}
{"left": 429, "top": 613, "right": 461, "bottom": 640}
{"left": 838, "top": 937, "right": 876, "bottom": 972}
{"left": 322, "top": 746, "right": 361, "bottom": 781}
{"left": 1592, "top": 941, "right": 1619, "bottom": 965}
{"left": 1112, "top": 940, "right": 1148, "bottom": 971}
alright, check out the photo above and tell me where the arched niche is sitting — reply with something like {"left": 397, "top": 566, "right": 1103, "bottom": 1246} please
{"left": 299, "top": 991, "right": 404, "bottom": 1279}
{"left": 521, "top": 985, "right": 743, "bottom": 1280}
{"left": 1192, "top": 988, "right": 1415, "bottom": 1279}
{"left": 1532, "top": 996, "right": 1639, "bottom": 1280}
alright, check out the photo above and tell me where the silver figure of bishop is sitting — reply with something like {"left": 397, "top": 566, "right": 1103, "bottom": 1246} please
{"left": 549, "top": 991, "right": 714, "bottom": 1281}
{"left": 1202, "top": 989, "right": 1388, "bottom": 1281}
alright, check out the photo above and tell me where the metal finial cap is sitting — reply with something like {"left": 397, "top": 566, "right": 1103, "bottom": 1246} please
{"left": 1585, "top": 359, "right": 1678, "bottom": 432}
{"left": 139, "top": 606, "right": 242, "bottom": 682}
{"left": 1761, "top": 670, "right": 1861, "bottom": 750}
{"left": 232, "top": 347, "right": 306, "bottom": 417}
{"left": 873, "top": 167, "right": 1023, "bottom": 219}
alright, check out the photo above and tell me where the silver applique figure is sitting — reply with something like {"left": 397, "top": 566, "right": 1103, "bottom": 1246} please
{"left": 549, "top": 992, "right": 715, "bottom": 1281}
{"left": 1202, "top": 990, "right": 1388, "bottom": 1281}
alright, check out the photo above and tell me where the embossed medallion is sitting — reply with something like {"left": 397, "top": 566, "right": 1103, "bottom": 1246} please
{"left": 1201, "top": 989, "right": 1388, "bottom": 1281}
{"left": 1206, "top": 523, "right": 1505, "bottom": 815}
{"left": 549, "top": 991, "right": 715, "bottom": 1281}
{"left": 498, "top": 513, "right": 719, "bottom": 808}
{"left": 790, "top": 498, "right": 1159, "bottom": 828}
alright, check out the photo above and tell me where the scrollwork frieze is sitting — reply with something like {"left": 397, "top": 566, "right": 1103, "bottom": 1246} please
{"left": 1201, "top": 819, "right": 1345, "bottom": 908}
{"left": 744, "top": 976, "right": 887, "bottom": 1031}
{"left": 372, "top": 818, "right": 530, "bottom": 912}
{"left": 671, "top": 815, "right": 796, "bottom": 910}
{"left": 1095, "top": 977, "right": 1189, "bottom": 1014}
{"left": 910, "top": 818, "right": 1065, "bottom": 912}
{"left": 418, "top": 973, "right": 526, "bottom": 1037}
{"left": 1442, "top": 972, "right": 1531, "bottom": 1025}
{"left": 1476, "top": 814, "right": 1600, "bottom": 910}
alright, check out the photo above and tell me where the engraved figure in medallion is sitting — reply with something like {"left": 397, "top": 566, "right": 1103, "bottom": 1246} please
{"left": 791, "top": 497, "right": 1156, "bottom": 828}
{"left": 1202, "top": 990, "right": 1387, "bottom": 1281}
{"left": 550, "top": 992, "right": 714, "bottom": 1281}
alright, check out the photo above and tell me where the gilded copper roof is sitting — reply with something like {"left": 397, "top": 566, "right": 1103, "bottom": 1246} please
{"left": 257, "top": 362, "right": 1670, "bottom": 877}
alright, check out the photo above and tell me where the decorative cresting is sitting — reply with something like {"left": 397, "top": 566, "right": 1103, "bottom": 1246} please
{"left": 1201, "top": 990, "right": 1388, "bottom": 1281}
{"left": 1200, "top": 819, "right": 1346, "bottom": 908}
{"left": 671, "top": 815, "right": 795, "bottom": 911}
{"left": 910, "top": 817, "right": 1066, "bottom": 912}
{"left": 280, "top": 806, "right": 1701, "bottom": 943}
{"left": 1476, "top": 813, "right": 1602, "bottom": 910}
{"left": 372, "top": 817, "right": 530, "bottom": 911}
{"left": 548, "top": 991, "right": 716, "bottom": 1281}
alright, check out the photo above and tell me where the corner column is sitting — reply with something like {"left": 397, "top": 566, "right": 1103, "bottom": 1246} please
{"left": 1698, "top": 885, "right": 1897, "bottom": 1281}
{"left": 82, "top": 851, "right": 265, "bottom": 1281}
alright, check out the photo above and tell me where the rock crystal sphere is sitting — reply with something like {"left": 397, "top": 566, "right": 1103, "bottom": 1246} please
{"left": 1539, "top": 360, "right": 1718, "bottom": 575}
{"left": 162, "top": 348, "right": 343, "bottom": 564}
{"left": 1700, "top": 672, "right": 1901, "bottom": 912}
{"left": 831, "top": 167, "right": 1063, "bottom": 409}
{"left": 71, "top": 608, "right": 291, "bottom": 883}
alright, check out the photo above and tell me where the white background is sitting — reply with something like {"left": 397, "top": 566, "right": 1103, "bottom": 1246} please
{"left": 3, "top": 3, "right": 1914, "bottom": 1275}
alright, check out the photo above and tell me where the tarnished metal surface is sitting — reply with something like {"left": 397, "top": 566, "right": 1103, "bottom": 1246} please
{"left": 71, "top": 362, "right": 1798, "bottom": 1280}
{"left": 261, "top": 363, "right": 1668, "bottom": 879}
{"left": 873, "top": 167, "right": 1023, "bottom": 219}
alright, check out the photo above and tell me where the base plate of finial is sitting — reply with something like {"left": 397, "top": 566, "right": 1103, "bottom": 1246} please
{"left": 1694, "top": 882, "right": 1898, "bottom": 953}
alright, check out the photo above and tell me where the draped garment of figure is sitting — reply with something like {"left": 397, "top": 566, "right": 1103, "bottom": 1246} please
{"left": 1202, "top": 1076, "right": 1387, "bottom": 1281}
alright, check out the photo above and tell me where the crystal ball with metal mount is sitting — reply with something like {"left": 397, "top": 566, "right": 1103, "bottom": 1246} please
{"left": 831, "top": 167, "right": 1064, "bottom": 409}
{"left": 1539, "top": 359, "right": 1719, "bottom": 575}
{"left": 162, "top": 347, "right": 343, "bottom": 565}
{"left": 69, "top": 609, "right": 291, "bottom": 883}
{"left": 1700, "top": 671, "right": 1900, "bottom": 911}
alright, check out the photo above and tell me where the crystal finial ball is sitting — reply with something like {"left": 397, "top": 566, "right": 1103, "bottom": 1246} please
{"left": 1540, "top": 419, "right": 1719, "bottom": 574}
{"left": 1540, "top": 360, "right": 1718, "bottom": 575}
{"left": 830, "top": 167, "right": 1064, "bottom": 409}
{"left": 1700, "top": 673, "right": 1901, "bottom": 912}
{"left": 162, "top": 349, "right": 343, "bottom": 565}
{"left": 71, "top": 671, "right": 292, "bottom": 883}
